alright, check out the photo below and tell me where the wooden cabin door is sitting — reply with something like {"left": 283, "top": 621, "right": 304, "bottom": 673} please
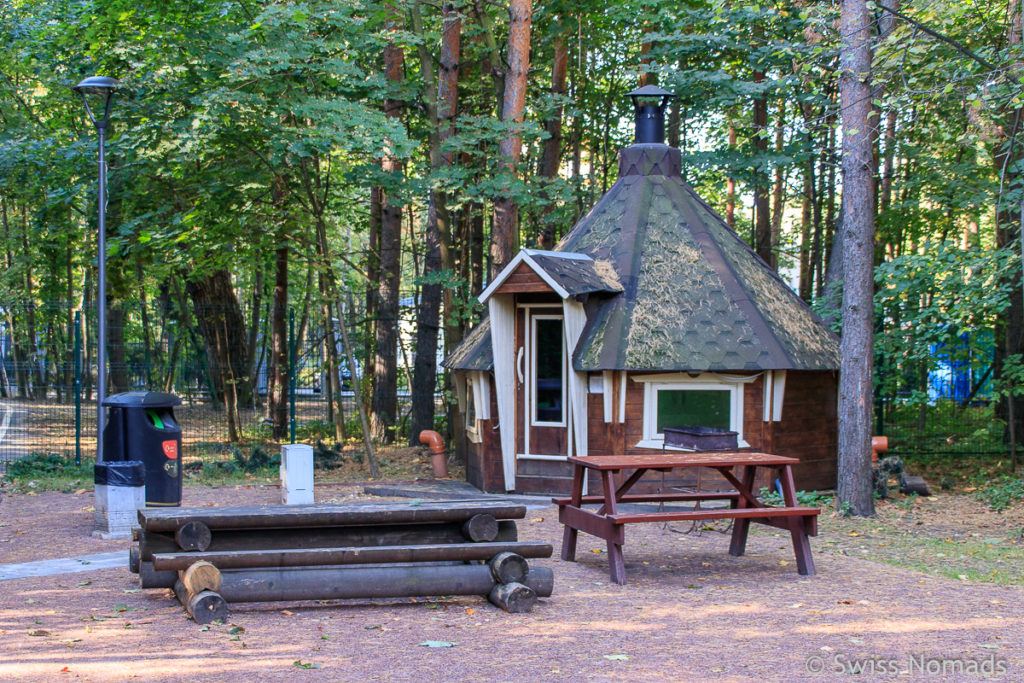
{"left": 516, "top": 305, "right": 568, "bottom": 458}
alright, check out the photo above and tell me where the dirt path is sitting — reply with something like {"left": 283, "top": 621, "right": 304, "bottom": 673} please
{"left": 1, "top": 487, "right": 1022, "bottom": 681}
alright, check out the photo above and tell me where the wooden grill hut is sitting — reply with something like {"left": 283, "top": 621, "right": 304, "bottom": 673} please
{"left": 444, "top": 86, "right": 840, "bottom": 495}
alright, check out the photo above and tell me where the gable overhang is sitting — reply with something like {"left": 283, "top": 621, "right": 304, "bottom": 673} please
{"left": 479, "top": 249, "right": 584, "bottom": 303}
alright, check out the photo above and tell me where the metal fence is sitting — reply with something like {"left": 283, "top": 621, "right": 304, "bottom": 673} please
{"left": 0, "top": 300, "right": 436, "bottom": 470}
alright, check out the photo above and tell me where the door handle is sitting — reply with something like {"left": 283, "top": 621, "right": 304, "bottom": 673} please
{"left": 516, "top": 346, "right": 525, "bottom": 383}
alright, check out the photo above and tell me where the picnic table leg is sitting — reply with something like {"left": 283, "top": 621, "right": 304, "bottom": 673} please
{"left": 728, "top": 465, "right": 756, "bottom": 557}
{"left": 601, "top": 470, "right": 627, "bottom": 585}
{"left": 560, "top": 463, "right": 585, "bottom": 562}
{"left": 780, "top": 465, "right": 815, "bottom": 576}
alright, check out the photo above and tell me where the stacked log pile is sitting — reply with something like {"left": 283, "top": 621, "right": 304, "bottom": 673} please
{"left": 129, "top": 501, "right": 552, "bottom": 622}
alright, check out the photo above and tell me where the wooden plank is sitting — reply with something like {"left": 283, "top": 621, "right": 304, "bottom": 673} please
{"left": 553, "top": 491, "right": 742, "bottom": 507}
{"left": 139, "top": 501, "right": 527, "bottom": 532}
{"left": 151, "top": 541, "right": 553, "bottom": 571}
{"left": 608, "top": 506, "right": 819, "bottom": 525}
{"left": 558, "top": 505, "right": 625, "bottom": 545}
{"left": 567, "top": 452, "right": 799, "bottom": 470}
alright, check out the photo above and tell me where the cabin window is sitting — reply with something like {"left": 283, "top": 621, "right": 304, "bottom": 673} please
{"left": 635, "top": 374, "right": 747, "bottom": 449}
{"left": 465, "top": 377, "right": 480, "bottom": 442}
{"left": 531, "top": 315, "right": 566, "bottom": 426}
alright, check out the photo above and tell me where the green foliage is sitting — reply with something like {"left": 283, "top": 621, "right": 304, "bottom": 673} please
{"left": 975, "top": 476, "right": 1024, "bottom": 512}
{"left": 4, "top": 453, "right": 92, "bottom": 480}
{"left": 758, "top": 486, "right": 833, "bottom": 507}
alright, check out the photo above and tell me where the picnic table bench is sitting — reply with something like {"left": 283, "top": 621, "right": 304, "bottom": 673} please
{"left": 553, "top": 452, "right": 820, "bottom": 585}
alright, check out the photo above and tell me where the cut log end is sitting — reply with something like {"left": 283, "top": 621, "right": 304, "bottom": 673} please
{"left": 462, "top": 514, "right": 499, "bottom": 542}
{"left": 174, "top": 580, "right": 228, "bottom": 625}
{"left": 129, "top": 546, "right": 140, "bottom": 574}
{"left": 488, "top": 582, "right": 537, "bottom": 613}
{"left": 180, "top": 560, "right": 222, "bottom": 594}
{"left": 489, "top": 552, "right": 529, "bottom": 585}
{"left": 175, "top": 521, "right": 212, "bottom": 552}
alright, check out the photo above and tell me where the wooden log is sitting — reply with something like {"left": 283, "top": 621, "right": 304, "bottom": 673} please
{"left": 217, "top": 564, "right": 554, "bottom": 602}
{"left": 901, "top": 475, "right": 932, "bottom": 496}
{"left": 461, "top": 514, "right": 499, "bottom": 542}
{"left": 152, "top": 541, "right": 552, "bottom": 571}
{"left": 139, "top": 521, "right": 518, "bottom": 562}
{"left": 131, "top": 526, "right": 142, "bottom": 542}
{"left": 489, "top": 552, "right": 529, "bottom": 584}
{"left": 175, "top": 521, "right": 212, "bottom": 551}
{"left": 179, "top": 561, "right": 222, "bottom": 593}
{"left": 139, "top": 501, "right": 527, "bottom": 533}
{"left": 129, "top": 546, "right": 140, "bottom": 574}
{"left": 139, "top": 562, "right": 178, "bottom": 589}
{"left": 488, "top": 582, "right": 537, "bottom": 613}
{"left": 174, "top": 580, "right": 228, "bottom": 625}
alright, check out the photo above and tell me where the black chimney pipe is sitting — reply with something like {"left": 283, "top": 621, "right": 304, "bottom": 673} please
{"left": 627, "top": 85, "right": 675, "bottom": 144}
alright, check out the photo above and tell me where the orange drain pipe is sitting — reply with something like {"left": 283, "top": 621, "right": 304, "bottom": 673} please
{"left": 871, "top": 436, "right": 889, "bottom": 465}
{"left": 418, "top": 430, "right": 448, "bottom": 478}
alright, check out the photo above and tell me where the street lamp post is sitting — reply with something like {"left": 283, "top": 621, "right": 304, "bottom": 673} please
{"left": 73, "top": 76, "right": 119, "bottom": 463}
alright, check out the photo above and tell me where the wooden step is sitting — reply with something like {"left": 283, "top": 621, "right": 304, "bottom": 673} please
{"left": 607, "top": 506, "right": 819, "bottom": 525}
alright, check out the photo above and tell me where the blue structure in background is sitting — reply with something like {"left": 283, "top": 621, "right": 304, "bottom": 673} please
{"left": 927, "top": 329, "right": 993, "bottom": 403}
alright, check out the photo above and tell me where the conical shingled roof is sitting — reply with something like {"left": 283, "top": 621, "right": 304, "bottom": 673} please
{"left": 444, "top": 142, "right": 839, "bottom": 373}
{"left": 564, "top": 143, "right": 839, "bottom": 371}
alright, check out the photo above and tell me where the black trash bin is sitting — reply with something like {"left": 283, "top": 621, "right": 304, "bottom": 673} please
{"left": 102, "top": 391, "right": 183, "bottom": 507}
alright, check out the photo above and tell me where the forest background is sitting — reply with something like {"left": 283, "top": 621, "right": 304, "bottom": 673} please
{"left": 2, "top": 0, "right": 1023, "bottom": 499}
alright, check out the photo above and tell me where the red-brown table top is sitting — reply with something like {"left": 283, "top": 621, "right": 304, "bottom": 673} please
{"left": 566, "top": 452, "right": 799, "bottom": 470}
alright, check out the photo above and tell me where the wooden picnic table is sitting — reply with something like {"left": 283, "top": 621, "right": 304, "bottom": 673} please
{"left": 553, "top": 452, "right": 820, "bottom": 585}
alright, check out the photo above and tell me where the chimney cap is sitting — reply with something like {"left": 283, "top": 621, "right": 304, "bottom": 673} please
{"left": 627, "top": 86, "right": 675, "bottom": 144}
{"left": 626, "top": 84, "right": 674, "bottom": 100}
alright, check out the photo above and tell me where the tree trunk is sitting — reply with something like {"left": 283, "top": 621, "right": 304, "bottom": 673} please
{"left": 725, "top": 124, "right": 737, "bottom": 229}
{"left": 265, "top": 236, "right": 289, "bottom": 441}
{"left": 536, "top": 27, "right": 568, "bottom": 251}
{"left": 489, "top": 0, "right": 532, "bottom": 280}
{"left": 837, "top": 0, "right": 876, "bottom": 516}
{"left": 371, "top": 2, "right": 406, "bottom": 444}
{"left": 752, "top": 69, "right": 773, "bottom": 268}
{"left": 770, "top": 108, "right": 786, "bottom": 268}
{"left": 992, "top": 0, "right": 1024, "bottom": 446}
{"left": 185, "top": 268, "right": 252, "bottom": 440}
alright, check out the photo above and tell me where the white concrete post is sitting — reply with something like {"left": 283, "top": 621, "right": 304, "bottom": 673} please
{"left": 281, "top": 444, "right": 314, "bottom": 505}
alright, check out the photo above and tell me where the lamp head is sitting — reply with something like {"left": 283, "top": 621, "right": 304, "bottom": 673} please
{"left": 73, "top": 76, "right": 119, "bottom": 129}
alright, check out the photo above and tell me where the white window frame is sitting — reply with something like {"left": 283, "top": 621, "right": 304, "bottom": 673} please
{"left": 633, "top": 373, "right": 748, "bottom": 450}
{"left": 529, "top": 313, "right": 567, "bottom": 428}
{"left": 464, "top": 376, "right": 481, "bottom": 443}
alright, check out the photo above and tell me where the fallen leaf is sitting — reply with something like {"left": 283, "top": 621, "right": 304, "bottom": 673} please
{"left": 229, "top": 626, "right": 245, "bottom": 634}
{"left": 465, "top": 608, "right": 475, "bottom": 616}
{"left": 293, "top": 660, "right": 321, "bottom": 669}
{"left": 530, "top": 517, "right": 544, "bottom": 523}
{"left": 74, "top": 489, "right": 88, "bottom": 495}
{"left": 281, "top": 610, "right": 295, "bottom": 616}
{"left": 28, "top": 629, "right": 50, "bottom": 637}
{"left": 60, "top": 666, "right": 69, "bottom": 673}
{"left": 364, "top": 624, "right": 383, "bottom": 630}
{"left": 76, "top": 581, "right": 91, "bottom": 587}
{"left": 603, "top": 654, "right": 629, "bottom": 661}
{"left": 420, "top": 641, "right": 457, "bottom": 648}
{"left": 979, "top": 644, "right": 998, "bottom": 649}
{"left": 778, "top": 560, "right": 790, "bottom": 567}
{"left": 123, "top": 589, "right": 140, "bottom": 594}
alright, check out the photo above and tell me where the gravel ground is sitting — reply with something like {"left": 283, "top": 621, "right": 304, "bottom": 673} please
{"left": 2, "top": 486, "right": 1023, "bottom": 681}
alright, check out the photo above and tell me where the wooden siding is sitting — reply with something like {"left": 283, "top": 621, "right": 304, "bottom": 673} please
{"left": 493, "top": 263, "right": 554, "bottom": 295}
{"left": 467, "top": 370, "right": 837, "bottom": 495}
